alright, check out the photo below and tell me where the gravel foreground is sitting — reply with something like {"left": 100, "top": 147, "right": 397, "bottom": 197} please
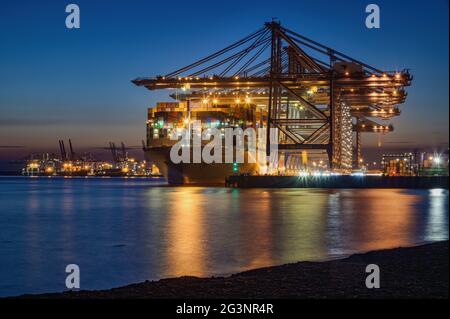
{"left": 17, "top": 241, "right": 449, "bottom": 299}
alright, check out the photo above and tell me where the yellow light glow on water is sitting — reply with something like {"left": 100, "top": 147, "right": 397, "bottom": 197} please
{"left": 57, "top": 170, "right": 438, "bottom": 286}
{"left": 165, "top": 189, "right": 207, "bottom": 276}
{"left": 356, "top": 189, "right": 417, "bottom": 251}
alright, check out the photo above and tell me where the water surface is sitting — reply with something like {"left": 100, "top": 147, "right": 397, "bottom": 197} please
{"left": 0, "top": 177, "right": 448, "bottom": 297}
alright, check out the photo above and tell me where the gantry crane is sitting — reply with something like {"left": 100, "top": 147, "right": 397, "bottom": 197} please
{"left": 133, "top": 21, "right": 412, "bottom": 172}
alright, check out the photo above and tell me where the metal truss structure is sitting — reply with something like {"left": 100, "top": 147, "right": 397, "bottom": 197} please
{"left": 133, "top": 21, "right": 412, "bottom": 172}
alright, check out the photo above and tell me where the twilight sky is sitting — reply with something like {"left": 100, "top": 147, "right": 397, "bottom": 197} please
{"left": 0, "top": 0, "right": 448, "bottom": 161}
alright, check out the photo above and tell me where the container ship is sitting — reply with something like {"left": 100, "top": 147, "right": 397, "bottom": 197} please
{"left": 144, "top": 98, "right": 273, "bottom": 185}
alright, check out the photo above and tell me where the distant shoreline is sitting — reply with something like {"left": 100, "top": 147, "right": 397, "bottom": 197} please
{"left": 0, "top": 175, "right": 165, "bottom": 179}
{"left": 15, "top": 241, "right": 449, "bottom": 299}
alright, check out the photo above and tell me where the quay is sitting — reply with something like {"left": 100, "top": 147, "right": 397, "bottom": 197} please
{"left": 225, "top": 175, "right": 449, "bottom": 189}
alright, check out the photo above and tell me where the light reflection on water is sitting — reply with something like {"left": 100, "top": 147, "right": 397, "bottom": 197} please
{"left": 0, "top": 177, "right": 448, "bottom": 297}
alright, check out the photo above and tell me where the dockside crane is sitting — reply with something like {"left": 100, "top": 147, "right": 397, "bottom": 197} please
{"left": 133, "top": 21, "right": 412, "bottom": 172}
{"left": 58, "top": 140, "right": 67, "bottom": 161}
{"left": 121, "top": 142, "right": 127, "bottom": 161}
{"left": 68, "top": 139, "right": 75, "bottom": 161}
{"left": 109, "top": 142, "right": 119, "bottom": 163}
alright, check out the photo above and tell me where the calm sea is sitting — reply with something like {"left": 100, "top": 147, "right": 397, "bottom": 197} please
{"left": 0, "top": 176, "right": 448, "bottom": 297}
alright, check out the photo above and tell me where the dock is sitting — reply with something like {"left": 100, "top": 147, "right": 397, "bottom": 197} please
{"left": 225, "top": 175, "right": 449, "bottom": 189}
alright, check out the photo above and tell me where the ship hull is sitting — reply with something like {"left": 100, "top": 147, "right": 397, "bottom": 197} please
{"left": 145, "top": 146, "right": 257, "bottom": 185}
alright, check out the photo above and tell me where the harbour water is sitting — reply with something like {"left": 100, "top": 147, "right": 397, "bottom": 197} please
{"left": 0, "top": 176, "right": 448, "bottom": 297}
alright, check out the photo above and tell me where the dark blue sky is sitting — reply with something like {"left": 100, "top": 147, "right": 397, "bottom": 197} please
{"left": 0, "top": 0, "right": 448, "bottom": 159}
